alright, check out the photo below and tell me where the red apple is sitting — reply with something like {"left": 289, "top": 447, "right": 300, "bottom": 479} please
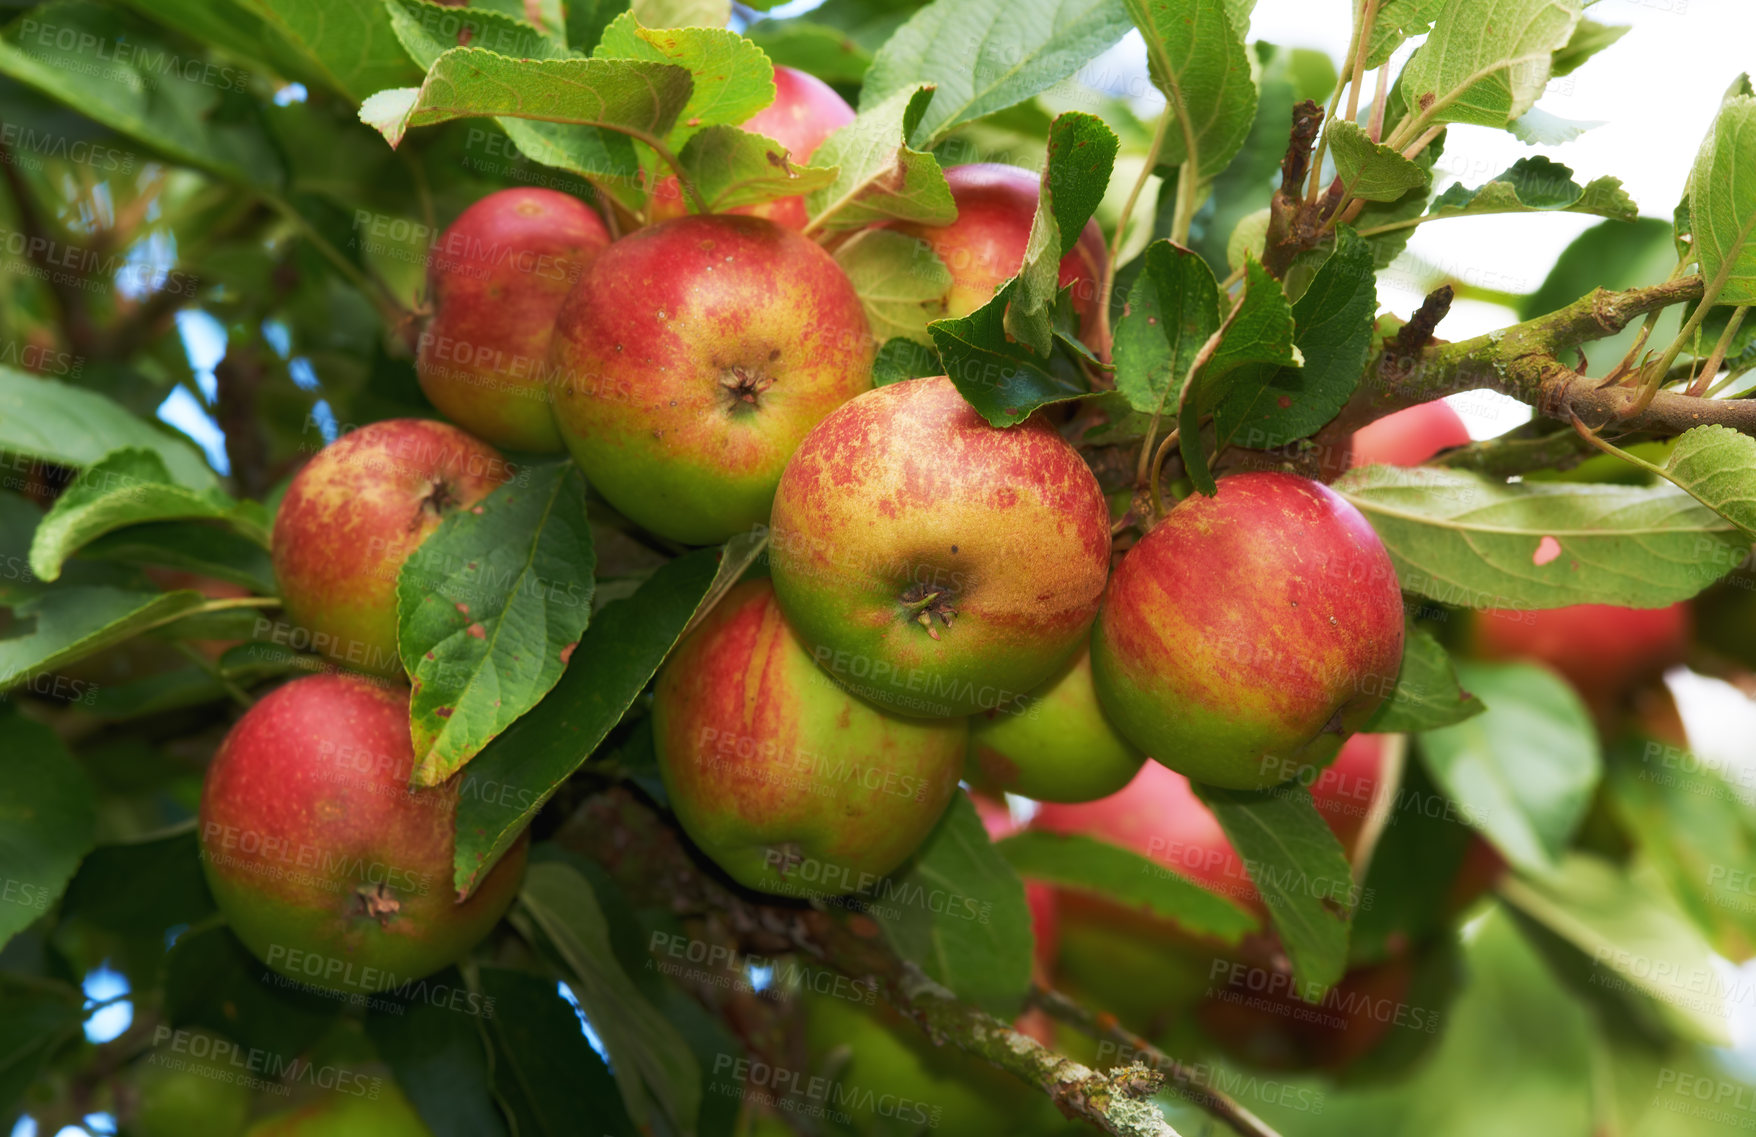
{"left": 650, "top": 579, "right": 965, "bottom": 896}
{"left": 1197, "top": 953, "right": 1420, "bottom": 1072}
{"left": 650, "top": 65, "right": 855, "bottom": 229}
{"left": 548, "top": 214, "right": 873, "bottom": 545}
{"left": 416, "top": 188, "right": 610, "bottom": 453}
{"left": 893, "top": 163, "right": 1108, "bottom": 350}
{"left": 270, "top": 419, "right": 512, "bottom": 678}
{"left": 1322, "top": 398, "right": 1471, "bottom": 479}
{"left": 1468, "top": 602, "right": 1690, "bottom": 713}
{"left": 1091, "top": 471, "right": 1404, "bottom": 789}
{"left": 967, "top": 638, "right": 1145, "bottom": 804}
{"left": 767, "top": 375, "right": 1111, "bottom": 718}
{"left": 198, "top": 674, "right": 528, "bottom": 993}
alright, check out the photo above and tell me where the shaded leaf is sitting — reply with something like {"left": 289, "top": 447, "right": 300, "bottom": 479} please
{"left": 0, "top": 587, "right": 208, "bottom": 695}
{"left": 478, "top": 966, "right": 638, "bottom": 1137}
{"left": 833, "top": 229, "right": 951, "bottom": 346}
{"left": 805, "top": 84, "right": 955, "bottom": 232}
{"left": 1328, "top": 119, "right": 1430, "bottom": 203}
{"left": 931, "top": 279, "right": 1088, "bottom": 427}
{"left": 0, "top": 709, "right": 96, "bottom": 950}
{"left": 1364, "top": 620, "right": 1485, "bottom": 732}
{"left": 677, "top": 125, "right": 838, "bottom": 212}
{"left": 0, "top": 367, "right": 216, "bottom": 490}
{"left": 1005, "top": 111, "right": 1118, "bottom": 356}
{"left": 1126, "top": 0, "right": 1256, "bottom": 177}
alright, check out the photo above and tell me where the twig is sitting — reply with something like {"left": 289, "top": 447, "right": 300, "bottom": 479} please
{"left": 1098, "top": 108, "right": 1173, "bottom": 351}
{"left": 1031, "top": 986, "right": 1282, "bottom": 1137}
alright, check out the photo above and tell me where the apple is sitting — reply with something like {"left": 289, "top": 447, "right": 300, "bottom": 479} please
{"left": 416, "top": 188, "right": 610, "bottom": 452}
{"left": 1196, "top": 954, "right": 1418, "bottom": 1072}
{"left": 650, "top": 65, "right": 855, "bottom": 229}
{"left": 548, "top": 214, "right": 873, "bottom": 545}
{"left": 767, "top": 376, "right": 1111, "bottom": 718}
{"left": 650, "top": 579, "right": 965, "bottom": 896}
{"left": 1467, "top": 602, "right": 1689, "bottom": 714}
{"left": 198, "top": 673, "right": 528, "bottom": 994}
{"left": 270, "top": 419, "right": 512, "bottom": 678}
{"left": 1322, "top": 397, "right": 1471, "bottom": 479}
{"left": 892, "top": 163, "right": 1108, "bottom": 349}
{"left": 1091, "top": 471, "right": 1404, "bottom": 789}
{"left": 125, "top": 1029, "right": 253, "bottom": 1137}
{"left": 242, "top": 1083, "right": 432, "bottom": 1136}
{"left": 966, "top": 638, "right": 1145, "bottom": 803}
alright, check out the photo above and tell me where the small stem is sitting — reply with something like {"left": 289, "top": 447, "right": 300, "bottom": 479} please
{"left": 262, "top": 192, "right": 409, "bottom": 328}
{"left": 1344, "top": 0, "right": 1378, "bottom": 128}
{"left": 1307, "top": 6, "right": 1364, "bottom": 203}
{"left": 1367, "top": 62, "right": 1391, "bottom": 142}
{"left": 1687, "top": 305, "right": 1747, "bottom": 396}
{"left": 1147, "top": 429, "right": 1181, "bottom": 521}
{"left": 173, "top": 642, "right": 256, "bottom": 709}
{"left": 1098, "top": 108, "right": 1173, "bottom": 346}
{"left": 1401, "top": 123, "right": 1446, "bottom": 160}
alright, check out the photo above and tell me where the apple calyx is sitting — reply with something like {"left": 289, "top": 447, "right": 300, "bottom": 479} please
{"left": 900, "top": 582, "right": 957, "bottom": 640}
{"left": 356, "top": 881, "right": 402, "bottom": 925}
{"left": 420, "top": 477, "right": 461, "bottom": 518}
{"left": 719, "top": 361, "right": 778, "bottom": 409}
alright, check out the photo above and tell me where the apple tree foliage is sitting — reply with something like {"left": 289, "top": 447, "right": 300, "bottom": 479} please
{"left": 0, "top": 0, "right": 1754, "bottom": 1134}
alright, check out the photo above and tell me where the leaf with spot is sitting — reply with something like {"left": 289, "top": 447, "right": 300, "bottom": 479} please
{"left": 594, "top": 11, "right": 774, "bottom": 147}
{"left": 805, "top": 84, "right": 955, "bottom": 232}
{"left": 398, "top": 462, "right": 596, "bottom": 787}
{"left": 1178, "top": 258, "right": 1300, "bottom": 494}
{"left": 861, "top": 0, "right": 1132, "bottom": 145}
{"left": 1112, "top": 240, "right": 1224, "bottom": 417}
{"left": 1333, "top": 465, "right": 1747, "bottom": 609}
{"left": 1396, "top": 0, "right": 1581, "bottom": 133}
{"left": 1195, "top": 782, "right": 1355, "bottom": 996}
{"left": 1417, "top": 662, "right": 1599, "bottom": 873}
{"left": 1214, "top": 225, "right": 1376, "bottom": 450}
{"left": 1364, "top": 619, "right": 1485, "bottom": 733}
{"left": 834, "top": 228, "right": 952, "bottom": 346}
{"left": 870, "top": 793, "right": 1035, "bottom": 1019}
{"left": 1004, "top": 111, "right": 1118, "bottom": 357}
{"left": 932, "top": 279, "right": 1089, "bottom": 427}
{"left": 452, "top": 548, "right": 721, "bottom": 897}
{"left": 1125, "top": 0, "right": 1257, "bottom": 177}
{"left": 677, "top": 125, "right": 839, "bottom": 213}
{"left": 359, "top": 48, "right": 692, "bottom": 149}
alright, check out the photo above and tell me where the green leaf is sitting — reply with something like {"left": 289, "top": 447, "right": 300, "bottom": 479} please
{"left": 0, "top": 2, "right": 285, "bottom": 186}
{"left": 1113, "top": 239, "right": 1223, "bottom": 416}
{"left": 931, "top": 279, "right": 1088, "bottom": 427}
{"left": 54, "top": 832, "right": 217, "bottom": 986}
{"left": 388, "top": 0, "right": 571, "bottom": 67}
{"left": 1397, "top": 0, "right": 1581, "bottom": 131}
{"left": 1364, "top": 621, "right": 1485, "bottom": 732}
{"left": 631, "top": 0, "right": 729, "bottom": 26}
{"left": 1214, "top": 225, "right": 1375, "bottom": 449}
{"left": 594, "top": 12, "right": 773, "bottom": 147}
{"left": 1417, "top": 662, "right": 1598, "bottom": 873}
{"left": 163, "top": 924, "right": 338, "bottom": 1058}
{"left": 861, "top": 0, "right": 1131, "bottom": 146}
{"left": 677, "top": 125, "right": 839, "bottom": 212}
{"left": 1004, "top": 112, "right": 1118, "bottom": 356}
{"left": 995, "top": 831, "right": 1259, "bottom": 941}
{"left": 363, "top": 969, "right": 511, "bottom": 1137}
{"left": 1178, "top": 257, "right": 1299, "bottom": 494}
{"left": 871, "top": 337, "right": 942, "bottom": 386}
{"left": 0, "top": 368, "right": 216, "bottom": 490}
{"left": 1506, "top": 106, "right": 1601, "bottom": 146}
{"left": 805, "top": 84, "right": 955, "bottom": 232}
{"left": 1502, "top": 853, "right": 1733, "bottom": 1046}
{"left": 0, "top": 709, "right": 95, "bottom": 950}
{"left": 28, "top": 450, "right": 257, "bottom": 584}
{"left": 1425, "top": 157, "right": 1637, "bottom": 223}
{"left": 75, "top": 522, "right": 277, "bottom": 594}
{"left": 478, "top": 966, "right": 638, "bottom": 1137}
{"left": 745, "top": 19, "right": 874, "bottom": 84}
{"left": 568, "top": 0, "right": 631, "bottom": 51}
{"left": 360, "top": 48, "right": 692, "bottom": 149}
{"left": 452, "top": 549, "right": 719, "bottom": 897}
{"left": 833, "top": 229, "right": 951, "bottom": 346}
{"left": 1354, "top": 131, "right": 1445, "bottom": 268}
{"left": 869, "top": 794, "right": 1034, "bottom": 1019}
{"left": 1650, "top": 425, "right": 1756, "bottom": 540}
{"left": 0, "top": 976, "right": 83, "bottom": 1120}
{"left": 1687, "top": 94, "right": 1756, "bottom": 305}
{"left": 1364, "top": 0, "right": 1446, "bottom": 69}
{"left": 0, "top": 587, "right": 208, "bottom": 695}
{"left": 398, "top": 463, "right": 596, "bottom": 787}
{"left": 1327, "top": 119, "right": 1430, "bottom": 203}
{"left": 1125, "top": 0, "right": 1257, "bottom": 177}
{"left": 1333, "top": 465, "right": 1747, "bottom": 608}
{"left": 517, "top": 861, "right": 701, "bottom": 1133}
{"left": 239, "top": 0, "right": 425, "bottom": 101}
{"left": 1550, "top": 17, "right": 1629, "bottom": 77}
{"left": 1195, "top": 783, "right": 1355, "bottom": 996}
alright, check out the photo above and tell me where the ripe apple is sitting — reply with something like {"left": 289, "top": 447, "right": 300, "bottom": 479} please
{"left": 548, "top": 214, "right": 873, "bottom": 545}
{"left": 243, "top": 1083, "right": 432, "bottom": 1136}
{"left": 124, "top": 1029, "right": 253, "bottom": 1137}
{"left": 1467, "top": 602, "right": 1689, "bottom": 714}
{"left": 416, "top": 188, "right": 610, "bottom": 452}
{"left": 198, "top": 673, "right": 528, "bottom": 993}
{"left": 767, "top": 376, "right": 1111, "bottom": 718}
{"left": 892, "top": 163, "right": 1108, "bottom": 349}
{"left": 650, "top": 65, "right": 855, "bottom": 229}
{"left": 270, "top": 419, "right": 511, "bottom": 678}
{"left": 967, "top": 638, "right": 1145, "bottom": 804}
{"left": 1322, "top": 397, "right": 1471, "bottom": 479}
{"left": 1196, "top": 953, "right": 1419, "bottom": 1072}
{"left": 1091, "top": 471, "right": 1404, "bottom": 789}
{"left": 650, "top": 579, "right": 965, "bottom": 896}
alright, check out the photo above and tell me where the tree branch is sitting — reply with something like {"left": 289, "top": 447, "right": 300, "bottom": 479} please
{"left": 556, "top": 787, "right": 1223, "bottom": 1137}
